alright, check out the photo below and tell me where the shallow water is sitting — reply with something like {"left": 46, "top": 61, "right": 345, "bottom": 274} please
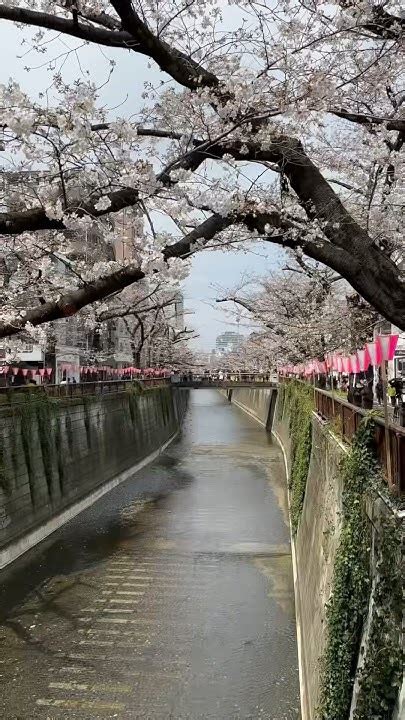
{"left": 0, "top": 390, "right": 300, "bottom": 719}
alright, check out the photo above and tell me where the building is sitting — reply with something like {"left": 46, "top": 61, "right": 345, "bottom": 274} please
{"left": 173, "top": 293, "right": 185, "bottom": 332}
{"left": 0, "top": 173, "right": 136, "bottom": 379}
{"left": 215, "top": 331, "right": 243, "bottom": 355}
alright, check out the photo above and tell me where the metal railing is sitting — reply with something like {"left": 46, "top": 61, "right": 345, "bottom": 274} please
{"left": 314, "top": 387, "right": 405, "bottom": 495}
{"left": 0, "top": 377, "right": 170, "bottom": 401}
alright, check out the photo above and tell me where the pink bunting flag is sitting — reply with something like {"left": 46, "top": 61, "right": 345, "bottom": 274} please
{"left": 376, "top": 334, "right": 399, "bottom": 362}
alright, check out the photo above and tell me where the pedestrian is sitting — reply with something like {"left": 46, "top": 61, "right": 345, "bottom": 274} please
{"left": 387, "top": 382, "right": 396, "bottom": 407}
{"left": 352, "top": 382, "right": 362, "bottom": 407}
{"left": 376, "top": 379, "right": 383, "bottom": 404}
{"left": 361, "top": 381, "right": 373, "bottom": 410}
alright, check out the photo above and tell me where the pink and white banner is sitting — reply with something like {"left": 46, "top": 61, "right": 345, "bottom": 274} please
{"left": 376, "top": 334, "right": 399, "bottom": 362}
{"left": 357, "top": 348, "right": 370, "bottom": 372}
{"left": 366, "top": 341, "right": 382, "bottom": 367}
{"left": 350, "top": 354, "right": 360, "bottom": 374}
{"left": 342, "top": 357, "right": 351, "bottom": 374}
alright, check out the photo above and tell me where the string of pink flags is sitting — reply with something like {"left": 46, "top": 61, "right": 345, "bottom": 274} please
{"left": 0, "top": 365, "right": 170, "bottom": 380}
{"left": 278, "top": 334, "right": 399, "bottom": 377}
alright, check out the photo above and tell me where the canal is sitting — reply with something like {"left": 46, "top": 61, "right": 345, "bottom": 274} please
{"left": 0, "top": 390, "right": 300, "bottom": 719}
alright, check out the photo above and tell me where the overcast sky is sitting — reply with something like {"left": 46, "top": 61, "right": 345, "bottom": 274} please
{"left": 1, "top": 22, "right": 283, "bottom": 350}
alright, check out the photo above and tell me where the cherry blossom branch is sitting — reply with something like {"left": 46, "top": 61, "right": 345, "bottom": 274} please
{"left": 109, "top": 0, "right": 220, "bottom": 90}
{"left": 1, "top": 200, "right": 404, "bottom": 337}
{"left": 332, "top": 109, "right": 405, "bottom": 133}
{"left": 0, "top": 5, "right": 137, "bottom": 49}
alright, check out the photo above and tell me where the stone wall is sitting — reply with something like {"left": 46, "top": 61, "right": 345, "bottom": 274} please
{"left": 0, "top": 385, "right": 187, "bottom": 568}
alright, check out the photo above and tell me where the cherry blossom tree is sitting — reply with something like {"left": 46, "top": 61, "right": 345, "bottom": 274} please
{"left": 216, "top": 261, "right": 379, "bottom": 365}
{"left": 0, "top": 0, "right": 404, "bottom": 340}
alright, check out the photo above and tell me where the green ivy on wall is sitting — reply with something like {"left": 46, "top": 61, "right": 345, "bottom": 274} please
{"left": 352, "top": 511, "right": 402, "bottom": 720}
{"left": 284, "top": 381, "right": 314, "bottom": 534}
{"left": 317, "top": 418, "right": 403, "bottom": 720}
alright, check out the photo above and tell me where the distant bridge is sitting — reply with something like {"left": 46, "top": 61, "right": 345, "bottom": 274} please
{"left": 174, "top": 380, "right": 277, "bottom": 389}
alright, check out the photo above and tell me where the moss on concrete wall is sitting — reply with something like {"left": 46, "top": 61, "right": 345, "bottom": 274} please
{"left": 0, "top": 385, "right": 187, "bottom": 554}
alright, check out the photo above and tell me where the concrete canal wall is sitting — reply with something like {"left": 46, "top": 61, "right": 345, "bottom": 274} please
{"left": 0, "top": 385, "right": 188, "bottom": 569}
{"left": 273, "top": 400, "right": 344, "bottom": 720}
{"left": 225, "top": 384, "right": 403, "bottom": 720}
{"left": 221, "top": 386, "right": 277, "bottom": 428}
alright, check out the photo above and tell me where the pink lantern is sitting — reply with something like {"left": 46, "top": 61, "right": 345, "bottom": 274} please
{"left": 366, "top": 341, "right": 382, "bottom": 367}
{"left": 376, "top": 334, "right": 399, "bottom": 362}
{"left": 45, "top": 367, "right": 53, "bottom": 377}
{"left": 22, "top": 369, "right": 29, "bottom": 377}
{"left": 350, "top": 354, "right": 360, "bottom": 374}
{"left": 342, "top": 357, "right": 351, "bottom": 374}
{"left": 357, "top": 348, "right": 370, "bottom": 372}
{"left": 38, "top": 368, "right": 45, "bottom": 377}
{"left": 335, "top": 356, "right": 343, "bottom": 373}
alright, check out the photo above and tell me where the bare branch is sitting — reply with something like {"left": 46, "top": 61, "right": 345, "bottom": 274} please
{"left": 0, "top": 5, "right": 137, "bottom": 49}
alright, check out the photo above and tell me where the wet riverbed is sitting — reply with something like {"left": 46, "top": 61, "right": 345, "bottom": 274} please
{"left": 0, "top": 390, "right": 300, "bottom": 719}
